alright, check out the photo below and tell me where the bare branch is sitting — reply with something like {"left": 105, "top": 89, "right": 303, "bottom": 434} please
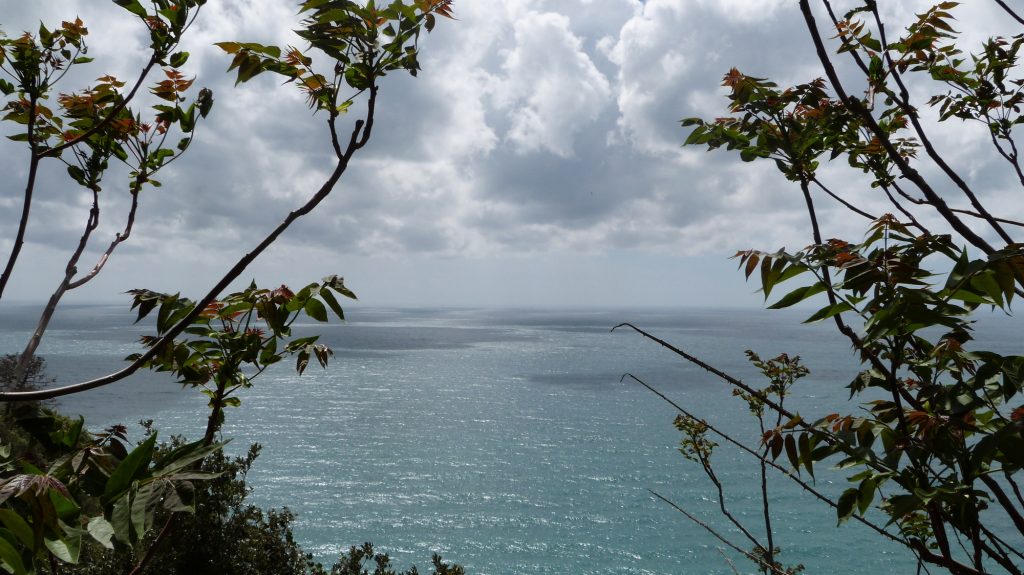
{"left": 810, "top": 177, "right": 876, "bottom": 221}
{"left": 15, "top": 188, "right": 101, "bottom": 378}
{"left": 978, "top": 475, "right": 1024, "bottom": 537}
{"left": 0, "top": 87, "right": 381, "bottom": 402}
{"left": 0, "top": 96, "right": 41, "bottom": 301}
{"left": 622, "top": 373, "right": 909, "bottom": 547}
{"left": 992, "top": 0, "right": 1024, "bottom": 26}
{"left": 127, "top": 512, "right": 177, "bottom": 575}
{"left": 648, "top": 490, "right": 790, "bottom": 575}
{"left": 68, "top": 185, "right": 141, "bottom": 290}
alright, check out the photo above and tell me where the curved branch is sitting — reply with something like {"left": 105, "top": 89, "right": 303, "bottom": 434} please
{"left": 992, "top": 0, "right": 1024, "bottom": 26}
{"left": 879, "top": 183, "right": 930, "bottom": 235}
{"left": 0, "top": 86, "right": 380, "bottom": 402}
{"left": 68, "top": 186, "right": 141, "bottom": 290}
{"left": 0, "top": 95, "right": 41, "bottom": 301}
{"left": 16, "top": 188, "right": 101, "bottom": 377}
{"left": 811, "top": 177, "right": 876, "bottom": 221}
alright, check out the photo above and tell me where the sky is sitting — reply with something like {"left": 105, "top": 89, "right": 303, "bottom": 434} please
{"left": 0, "top": 0, "right": 1020, "bottom": 309}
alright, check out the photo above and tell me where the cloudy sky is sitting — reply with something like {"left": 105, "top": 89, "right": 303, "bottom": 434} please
{"left": 1, "top": 0, "right": 1020, "bottom": 308}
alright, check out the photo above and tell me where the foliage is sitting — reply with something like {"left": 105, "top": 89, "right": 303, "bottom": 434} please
{"left": 2, "top": 409, "right": 458, "bottom": 575}
{"left": 125, "top": 277, "right": 357, "bottom": 444}
{"left": 0, "top": 1, "right": 457, "bottom": 573}
{"left": 0, "top": 406, "right": 222, "bottom": 574}
{"left": 327, "top": 542, "right": 465, "bottom": 575}
{"left": 0, "top": 356, "right": 53, "bottom": 396}
{"left": 623, "top": 2, "right": 1024, "bottom": 575}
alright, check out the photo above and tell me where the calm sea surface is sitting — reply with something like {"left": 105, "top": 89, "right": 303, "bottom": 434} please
{"left": 1, "top": 304, "right": 1020, "bottom": 574}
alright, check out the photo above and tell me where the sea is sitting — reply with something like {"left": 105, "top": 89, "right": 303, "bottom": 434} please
{"left": 0, "top": 304, "right": 1020, "bottom": 574}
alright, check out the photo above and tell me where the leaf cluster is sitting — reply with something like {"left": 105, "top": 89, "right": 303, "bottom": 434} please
{"left": 215, "top": 0, "right": 454, "bottom": 112}
{"left": 0, "top": 407, "right": 223, "bottom": 575}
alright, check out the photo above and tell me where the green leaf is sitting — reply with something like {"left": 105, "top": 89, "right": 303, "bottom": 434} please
{"left": 319, "top": 288, "right": 346, "bottom": 320}
{"left": 113, "top": 0, "right": 148, "bottom": 18}
{"left": 49, "top": 489, "right": 79, "bottom": 519}
{"left": 152, "top": 439, "right": 225, "bottom": 478}
{"left": 768, "top": 282, "right": 827, "bottom": 309}
{"left": 169, "top": 50, "right": 190, "bottom": 68}
{"left": 837, "top": 487, "right": 858, "bottom": 525}
{"left": 304, "top": 297, "right": 328, "bottom": 322}
{"left": 214, "top": 41, "right": 241, "bottom": 54}
{"left": 0, "top": 509, "right": 33, "bottom": 549}
{"left": 104, "top": 433, "right": 157, "bottom": 503}
{"left": 804, "top": 301, "right": 853, "bottom": 323}
{"left": 87, "top": 517, "right": 115, "bottom": 550}
{"left": 784, "top": 434, "right": 799, "bottom": 470}
{"left": 110, "top": 494, "right": 131, "bottom": 545}
{"left": 857, "top": 477, "right": 877, "bottom": 514}
{"left": 44, "top": 529, "right": 82, "bottom": 564}
{"left": 130, "top": 482, "right": 156, "bottom": 540}
{"left": 799, "top": 433, "right": 814, "bottom": 478}
{"left": 0, "top": 533, "right": 27, "bottom": 575}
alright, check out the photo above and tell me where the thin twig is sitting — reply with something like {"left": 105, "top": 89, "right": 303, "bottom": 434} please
{"left": 648, "top": 489, "right": 789, "bottom": 575}
{"left": 622, "top": 372, "right": 908, "bottom": 546}
{"left": 127, "top": 511, "right": 177, "bottom": 575}
{"left": 811, "top": 177, "right": 875, "bottom": 220}
{"left": 68, "top": 184, "right": 141, "bottom": 290}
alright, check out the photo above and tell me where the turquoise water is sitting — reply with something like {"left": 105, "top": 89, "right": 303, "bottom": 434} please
{"left": 1, "top": 305, "right": 1020, "bottom": 573}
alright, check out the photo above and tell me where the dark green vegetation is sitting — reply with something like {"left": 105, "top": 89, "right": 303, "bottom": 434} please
{"left": 0, "top": 1, "right": 462, "bottom": 573}
{"left": 619, "top": 1, "right": 1024, "bottom": 574}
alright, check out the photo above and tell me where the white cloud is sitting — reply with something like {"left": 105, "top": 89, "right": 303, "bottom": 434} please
{"left": 494, "top": 10, "right": 611, "bottom": 157}
{"left": 0, "top": 0, "right": 1019, "bottom": 307}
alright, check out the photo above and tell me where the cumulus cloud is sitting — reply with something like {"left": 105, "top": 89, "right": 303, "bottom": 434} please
{"left": 494, "top": 10, "right": 611, "bottom": 157}
{"left": 0, "top": 1, "right": 1020, "bottom": 306}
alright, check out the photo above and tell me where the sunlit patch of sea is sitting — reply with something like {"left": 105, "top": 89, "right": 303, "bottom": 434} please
{"left": 1, "top": 304, "right": 1019, "bottom": 574}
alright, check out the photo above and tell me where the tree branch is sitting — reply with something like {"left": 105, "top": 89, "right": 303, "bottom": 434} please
{"left": 15, "top": 188, "right": 101, "bottom": 378}
{"left": 648, "top": 490, "right": 790, "bottom": 575}
{"left": 979, "top": 474, "right": 1024, "bottom": 537}
{"left": 127, "top": 511, "right": 177, "bottom": 575}
{"left": 68, "top": 186, "right": 141, "bottom": 290}
{"left": 799, "top": 0, "right": 997, "bottom": 255}
{"left": 0, "top": 95, "right": 41, "bottom": 301}
{"left": 0, "top": 87, "right": 381, "bottom": 402}
{"left": 622, "top": 373, "right": 909, "bottom": 547}
{"left": 992, "top": 0, "right": 1024, "bottom": 26}
{"left": 865, "top": 3, "right": 1014, "bottom": 246}
{"left": 811, "top": 177, "right": 876, "bottom": 221}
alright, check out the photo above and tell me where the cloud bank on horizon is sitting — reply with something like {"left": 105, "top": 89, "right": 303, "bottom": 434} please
{"left": 0, "top": 0, "right": 1020, "bottom": 307}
